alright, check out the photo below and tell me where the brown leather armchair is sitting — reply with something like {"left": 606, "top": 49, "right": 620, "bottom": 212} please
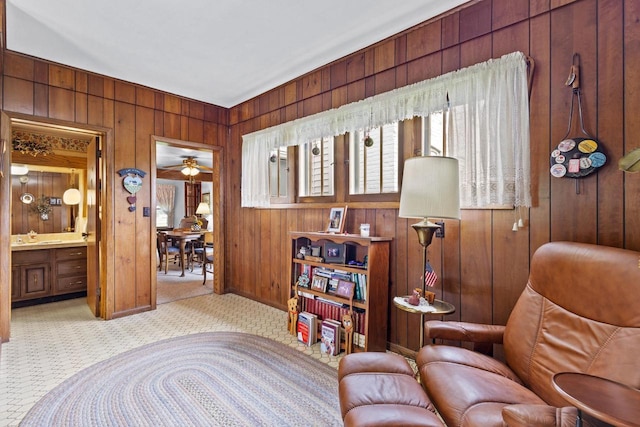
{"left": 338, "top": 242, "right": 640, "bottom": 426}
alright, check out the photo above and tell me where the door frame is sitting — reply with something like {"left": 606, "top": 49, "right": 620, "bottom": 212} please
{"left": 0, "top": 112, "right": 110, "bottom": 342}
{"left": 151, "top": 135, "right": 225, "bottom": 300}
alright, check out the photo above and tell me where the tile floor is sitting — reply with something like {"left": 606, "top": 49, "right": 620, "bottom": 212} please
{"left": 0, "top": 292, "right": 343, "bottom": 426}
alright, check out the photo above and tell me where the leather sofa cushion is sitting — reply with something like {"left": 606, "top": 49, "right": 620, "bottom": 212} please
{"left": 418, "top": 345, "right": 546, "bottom": 426}
{"left": 340, "top": 372, "right": 441, "bottom": 426}
{"left": 339, "top": 352, "right": 443, "bottom": 427}
{"left": 339, "top": 351, "right": 415, "bottom": 381}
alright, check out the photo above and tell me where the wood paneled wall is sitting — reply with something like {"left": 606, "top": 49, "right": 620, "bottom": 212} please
{"left": 2, "top": 0, "right": 639, "bottom": 352}
{"left": 228, "top": 0, "right": 640, "bottom": 353}
{"left": 0, "top": 49, "right": 228, "bottom": 321}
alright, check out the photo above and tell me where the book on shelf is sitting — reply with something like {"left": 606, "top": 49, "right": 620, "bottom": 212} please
{"left": 352, "top": 274, "right": 361, "bottom": 300}
{"left": 327, "top": 278, "right": 339, "bottom": 294}
{"left": 297, "top": 289, "right": 314, "bottom": 299}
{"left": 356, "top": 273, "right": 367, "bottom": 301}
{"left": 320, "top": 319, "right": 341, "bottom": 356}
{"left": 313, "top": 267, "right": 333, "bottom": 278}
{"left": 297, "top": 311, "right": 317, "bottom": 346}
{"left": 316, "top": 296, "right": 344, "bottom": 307}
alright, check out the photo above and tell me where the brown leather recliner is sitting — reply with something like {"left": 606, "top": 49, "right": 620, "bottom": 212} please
{"left": 339, "top": 242, "right": 640, "bottom": 426}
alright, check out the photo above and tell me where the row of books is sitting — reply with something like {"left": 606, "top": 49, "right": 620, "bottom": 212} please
{"left": 298, "top": 266, "right": 367, "bottom": 301}
{"left": 299, "top": 295, "right": 366, "bottom": 348}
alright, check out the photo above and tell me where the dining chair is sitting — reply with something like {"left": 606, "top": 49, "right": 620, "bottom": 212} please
{"left": 202, "top": 247, "right": 214, "bottom": 286}
{"left": 191, "top": 231, "right": 213, "bottom": 272}
{"left": 157, "top": 231, "right": 181, "bottom": 274}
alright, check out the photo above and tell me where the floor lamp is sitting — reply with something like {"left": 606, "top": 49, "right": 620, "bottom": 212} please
{"left": 398, "top": 156, "right": 460, "bottom": 347}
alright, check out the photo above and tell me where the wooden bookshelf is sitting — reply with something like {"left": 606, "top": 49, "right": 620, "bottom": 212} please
{"left": 289, "top": 231, "right": 391, "bottom": 352}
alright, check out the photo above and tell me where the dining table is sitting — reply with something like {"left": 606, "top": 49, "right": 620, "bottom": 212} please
{"left": 165, "top": 230, "right": 203, "bottom": 277}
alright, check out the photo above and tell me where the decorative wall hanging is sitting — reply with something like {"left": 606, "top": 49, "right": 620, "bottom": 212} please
{"left": 31, "top": 195, "right": 53, "bottom": 220}
{"left": 118, "top": 168, "right": 146, "bottom": 212}
{"left": 550, "top": 53, "right": 606, "bottom": 190}
{"left": 12, "top": 130, "right": 89, "bottom": 156}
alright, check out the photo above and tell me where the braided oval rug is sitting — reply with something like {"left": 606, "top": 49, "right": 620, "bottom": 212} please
{"left": 20, "top": 332, "right": 341, "bottom": 426}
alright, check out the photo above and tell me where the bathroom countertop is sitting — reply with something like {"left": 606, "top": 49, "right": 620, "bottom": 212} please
{"left": 11, "top": 240, "right": 87, "bottom": 251}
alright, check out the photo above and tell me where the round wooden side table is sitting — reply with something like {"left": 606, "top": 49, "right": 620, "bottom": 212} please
{"left": 553, "top": 372, "right": 640, "bottom": 427}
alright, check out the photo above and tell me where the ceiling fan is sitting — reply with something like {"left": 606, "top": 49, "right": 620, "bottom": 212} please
{"left": 163, "top": 156, "right": 213, "bottom": 177}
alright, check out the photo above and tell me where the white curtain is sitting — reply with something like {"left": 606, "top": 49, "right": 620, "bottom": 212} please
{"left": 156, "top": 184, "right": 175, "bottom": 226}
{"left": 242, "top": 51, "right": 530, "bottom": 208}
{"left": 446, "top": 55, "right": 531, "bottom": 208}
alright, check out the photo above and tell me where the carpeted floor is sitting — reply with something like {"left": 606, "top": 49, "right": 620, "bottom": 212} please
{"left": 19, "top": 332, "right": 342, "bottom": 426}
{"left": 156, "top": 261, "right": 213, "bottom": 304}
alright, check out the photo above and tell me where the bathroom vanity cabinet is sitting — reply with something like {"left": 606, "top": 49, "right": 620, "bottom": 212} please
{"left": 11, "top": 244, "right": 87, "bottom": 304}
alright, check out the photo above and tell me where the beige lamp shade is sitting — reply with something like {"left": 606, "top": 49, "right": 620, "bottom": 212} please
{"left": 619, "top": 148, "right": 640, "bottom": 173}
{"left": 399, "top": 156, "right": 460, "bottom": 221}
{"left": 195, "top": 202, "right": 210, "bottom": 215}
{"left": 62, "top": 188, "right": 82, "bottom": 205}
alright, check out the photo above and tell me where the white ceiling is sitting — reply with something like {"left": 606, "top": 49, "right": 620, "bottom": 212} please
{"left": 6, "top": 0, "right": 469, "bottom": 108}
{"left": 155, "top": 142, "right": 213, "bottom": 170}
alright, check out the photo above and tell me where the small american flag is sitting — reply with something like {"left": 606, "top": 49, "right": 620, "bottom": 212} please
{"left": 424, "top": 261, "right": 438, "bottom": 287}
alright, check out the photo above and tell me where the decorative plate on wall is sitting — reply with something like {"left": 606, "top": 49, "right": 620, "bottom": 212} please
{"left": 20, "top": 193, "right": 34, "bottom": 204}
{"left": 550, "top": 137, "right": 606, "bottom": 179}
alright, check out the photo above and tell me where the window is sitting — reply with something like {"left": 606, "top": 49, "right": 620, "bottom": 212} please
{"left": 298, "top": 138, "right": 334, "bottom": 197}
{"left": 349, "top": 123, "right": 399, "bottom": 194}
{"left": 242, "top": 52, "right": 530, "bottom": 208}
{"left": 422, "top": 112, "right": 445, "bottom": 157}
{"left": 269, "top": 147, "right": 289, "bottom": 199}
{"left": 156, "top": 206, "right": 169, "bottom": 228}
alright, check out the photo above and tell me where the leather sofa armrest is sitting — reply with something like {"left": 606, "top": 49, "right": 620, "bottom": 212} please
{"left": 425, "top": 320, "right": 505, "bottom": 344}
{"left": 502, "top": 404, "right": 578, "bottom": 427}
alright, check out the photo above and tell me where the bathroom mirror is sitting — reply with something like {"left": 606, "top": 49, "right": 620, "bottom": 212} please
{"left": 11, "top": 165, "right": 86, "bottom": 235}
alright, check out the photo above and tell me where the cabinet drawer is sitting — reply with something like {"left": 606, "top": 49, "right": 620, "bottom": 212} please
{"left": 13, "top": 249, "right": 50, "bottom": 264}
{"left": 56, "top": 247, "right": 87, "bottom": 260}
{"left": 54, "top": 276, "right": 87, "bottom": 294}
{"left": 57, "top": 259, "right": 87, "bottom": 276}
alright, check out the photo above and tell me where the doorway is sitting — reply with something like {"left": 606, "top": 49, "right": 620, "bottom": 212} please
{"left": 0, "top": 112, "right": 106, "bottom": 341}
{"left": 152, "top": 136, "right": 224, "bottom": 304}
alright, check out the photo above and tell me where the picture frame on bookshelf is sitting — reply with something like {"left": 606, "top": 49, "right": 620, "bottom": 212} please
{"left": 326, "top": 206, "right": 347, "bottom": 233}
{"left": 335, "top": 280, "right": 355, "bottom": 299}
{"left": 311, "top": 275, "right": 328, "bottom": 292}
{"left": 324, "top": 242, "right": 354, "bottom": 264}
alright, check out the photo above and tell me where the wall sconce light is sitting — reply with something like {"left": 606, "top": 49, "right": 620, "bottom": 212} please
{"left": 11, "top": 164, "right": 29, "bottom": 175}
{"left": 63, "top": 169, "right": 81, "bottom": 232}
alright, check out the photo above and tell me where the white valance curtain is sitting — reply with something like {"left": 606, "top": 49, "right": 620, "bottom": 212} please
{"left": 242, "top": 51, "right": 530, "bottom": 208}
